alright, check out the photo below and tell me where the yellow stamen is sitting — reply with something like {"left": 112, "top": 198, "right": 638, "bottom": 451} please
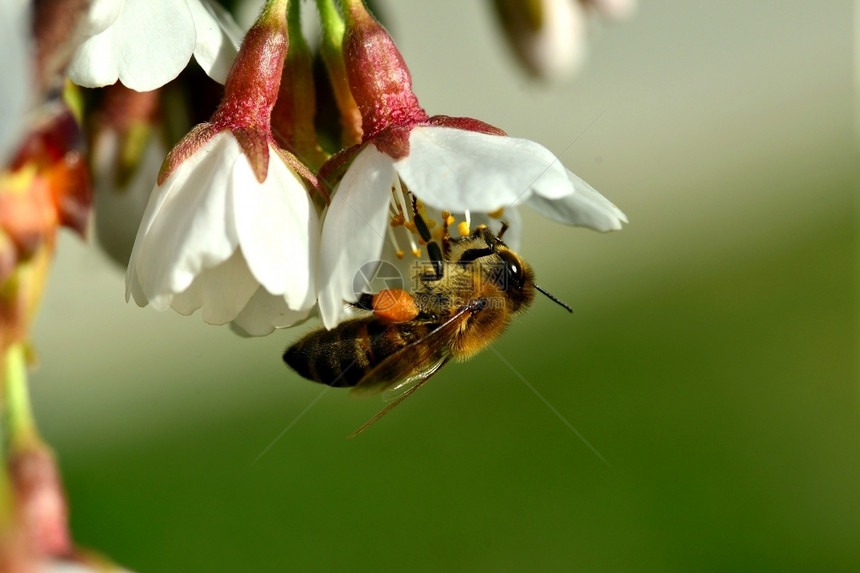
{"left": 405, "top": 227, "right": 420, "bottom": 256}
{"left": 387, "top": 224, "right": 403, "bottom": 257}
{"left": 488, "top": 207, "right": 505, "bottom": 219}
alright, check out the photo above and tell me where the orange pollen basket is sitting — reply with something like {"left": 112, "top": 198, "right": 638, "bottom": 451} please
{"left": 372, "top": 288, "right": 420, "bottom": 322}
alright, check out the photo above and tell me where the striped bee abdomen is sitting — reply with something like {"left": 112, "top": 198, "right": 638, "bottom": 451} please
{"left": 283, "top": 317, "right": 432, "bottom": 388}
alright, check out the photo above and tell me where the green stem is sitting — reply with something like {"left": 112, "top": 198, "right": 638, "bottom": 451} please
{"left": 0, "top": 343, "right": 37, "bottom": 528}
{"left": 0, "top": 355, "right": 10, "bottom": 526}
{"left": 315, "top": 0, "right": 363, "bottom": 146}
{"left": 4, "top": 343, "right": 40, "bottom": 454}
{"left": 316, "top": 0, "right": 345, "bottom": 41}
{"left": 286, "top": 0, "right": 301, "bottom": 31}
{"left": 270, "top": 0, "right": 327, "bottom": 169}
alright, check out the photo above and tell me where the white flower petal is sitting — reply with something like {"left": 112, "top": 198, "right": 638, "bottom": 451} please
{"left": 126, "top": 255, "right": 151, "bottom": 307}
{"left": 318, "top": 145, "right": 395, "bottom": 329}
{"left": 66, "top": 24, "right": 120, "bottom": 88}
{"left": 234, "top": 149, "right": 319, "bottom": 310}
{"left": 233, "top": 148, "right": 319, "bottom": 310}
{"left": 169, "top": 247, "right": 260, "bottom": 323}
{"left": 126, "top": 152, "right": 179, "bottom": 306}
{"left": 68, "top": 0, "right": 195, "bottom": 90}
{"left": 78, "top": 0, "right": 125, "bottom": 36}
{"left": 231, "top": 287, "right": 314, "bottom": 337}
{"left": 0, "top": 0, "right": 31, "bottom": 167}
{"left": 128, "top": 133, "right": 241, "bottom": 304}
{"left": 397, "top": 126, "right": 573, "bottom": 213}
{"left": 167, "top": 266, "right": 204, "bottom": 314}
{"left": 526, "top": 170, "right": 627, "bottom": 231}
{"left": 189, "top": 0, "right": 242, "bottom": 84}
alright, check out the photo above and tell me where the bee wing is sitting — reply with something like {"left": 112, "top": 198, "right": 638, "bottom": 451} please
{"left": 349, "top": 306, "right": 471, "bottom": 398}
{"left": 347, "top": 355, "right": 454, "bottom": 439}
{"left": 345, "top": 307, "right": 473, "bottom": 438}
{"left": 349, "top": 347, "right": 449, "bottom": 399}
{"left": 381, "top": 354, "right": 448, "bottom": 400}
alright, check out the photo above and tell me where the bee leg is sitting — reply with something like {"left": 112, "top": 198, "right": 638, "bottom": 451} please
{"left": 425, "top": 243, "right": 444, "bottom": 280}
{"left": 457, "top": 226, "right": 500, "bottom": 266}
{"left": 458, "top": 245, "right": 495, "bottom": 265}
{"left": 411, "top": 196, "right": 445, "bottom": 281}
{"left": 349, "top": 293, "right": 375, "bottom": 311}
{"left": 473, "top": 225, "right": 500, "bottom": 249}
{"left": 497, "top": 220, "right": 509, "bottom": 240}
{"left": 440, "top": 211, "right": 452, "bottom": 258}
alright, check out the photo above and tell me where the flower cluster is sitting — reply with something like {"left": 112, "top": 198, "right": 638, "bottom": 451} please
{"left": 3, "top": 0, "right": 631, "bottom": 339}
{"left": 119, "top": 0, "right": 628, "bottom": 332}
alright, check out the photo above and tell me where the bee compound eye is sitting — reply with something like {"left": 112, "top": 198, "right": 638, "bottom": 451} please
{"left": 498, "top": 250, "right": 524, "bottom": 290}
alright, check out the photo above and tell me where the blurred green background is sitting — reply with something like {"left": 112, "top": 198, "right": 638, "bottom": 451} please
{"left": 30, "top": 0, "right": 857, "bottom": 571}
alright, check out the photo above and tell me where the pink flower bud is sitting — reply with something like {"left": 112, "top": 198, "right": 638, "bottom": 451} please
{"left": 340, "top": 0, "right": 427, "bottom": 137}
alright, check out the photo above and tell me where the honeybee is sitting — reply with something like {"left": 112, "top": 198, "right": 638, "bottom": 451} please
{"left": 284, "top": 205, "right": 571, "bottom": 437}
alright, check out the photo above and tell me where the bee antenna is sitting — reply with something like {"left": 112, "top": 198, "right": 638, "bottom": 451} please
{"left": 535, "top": 284, "right": 573, "bottom": 313}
